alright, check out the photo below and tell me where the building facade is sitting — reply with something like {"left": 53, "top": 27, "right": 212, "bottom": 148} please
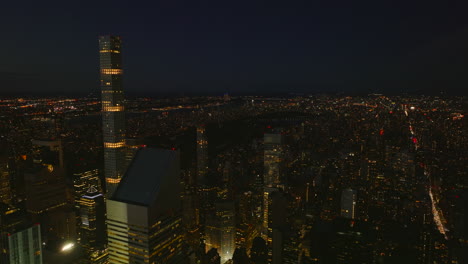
{"left": 264, "top": 133, "right": 283, "bottom": 187}
{"left": 106, "top": 148, "right": 185, "bottom": 264}
{"left": 197, "top": 125, "right": 208, "bottom": 186}
{"left": 205, "top": 200, "right": 235, "bottom": 263}
{"left": 5, "top": 224, "right": 42, "bottom": 264}
{"left": 79, "top": 186, "right": 106, "bottom": 252}
{"left": 341, "top": 188, "right": 357, "bottom": 219}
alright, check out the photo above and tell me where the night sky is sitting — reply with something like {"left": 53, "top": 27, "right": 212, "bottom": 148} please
{"left": 1, "top": 0, "right": 468, "bottom": 96}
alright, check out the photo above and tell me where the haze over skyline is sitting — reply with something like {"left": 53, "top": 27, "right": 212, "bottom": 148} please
{"left": 1, "top": 0, "right": 468, "bottom": 96}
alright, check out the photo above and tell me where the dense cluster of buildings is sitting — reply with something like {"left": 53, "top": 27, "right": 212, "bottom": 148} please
{"left": 0, "top": 35, "right": 466, "bottom": 264}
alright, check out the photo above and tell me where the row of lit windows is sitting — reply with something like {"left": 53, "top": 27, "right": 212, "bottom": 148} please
{"left": 103, "top": 105, "right": 124, "bottom": 112}
{"left": 104, "top": 141, "right": 125, "bottom": 148}
{"left": 106, "top": 178, "right": 121, "bottom": 184}
{"left": 100, "top": 49, "right": 121, "bottom": 53}
{"left": 101, "top": 91, "right": 124, "bottom": 95}
{"left": 101, "top": 69, "right": 123, "bottom": 75}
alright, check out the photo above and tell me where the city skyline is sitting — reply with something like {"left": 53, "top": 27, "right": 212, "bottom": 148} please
{"left": 0, "top": 2, "right": 467, "bottom": 264}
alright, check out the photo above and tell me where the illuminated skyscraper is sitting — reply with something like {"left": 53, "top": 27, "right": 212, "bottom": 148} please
{"left": 79, "top": 186, "right": 106, "bottom": 253}
{"left": 197, "top": 125, "right": 208, "bottom": 186}
{"left": 73, "top": 169, "right": 101, "bottom": 208}
{"left": 0, "top": 157, "right": 12, "bottom": 205}
{"left": 341, "top": 188, "right": 357, "bottom": 219}
{"left": 262, "top": 188, "right": 287, "bottom": 264}
{"left": 264, "top": 133, "right": 283, "bottom": 187}
{"left": 99, "top": 35, "right": 126, "bottom": 198}
{"left": 262, "top": 187, "right": 277, "bottom": 244}
{"left": 205, "top": 201, "right": 235, "bottom": 263}
{"left": 106, "top": 148, "right": 184, "bottom": 264}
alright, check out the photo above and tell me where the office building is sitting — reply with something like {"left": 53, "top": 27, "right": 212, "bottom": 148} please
{"left": 73, "top": 169, "right": 101, "bottom": 196}
{"left": 125, "top": 138, "right": 141, "bottom": 166}
{"left": 262, "top": 189, "right": 287, "bottom": 264}
{"left": 24, "top": 146, "right": 76, "bottom": 243}
{"left": 5, "top": 225, "right": 42, "bottom": 264}
{"left": 264, "top": 133, "right": 283, "bottom": 187}
{"left": 31, "top": 139, "right": 64, "bottom": 170}
{"left": 0, "top": 205, "right": 42, "bottom": 264}
{"left": 99, "top": 35, "right": 126, "bottom": 198}
{"left": 341, "top": 189, "right": 357, "bottom": 219}
{"left": 73, "top": 169, "right": 101, "bottom": 213}
{"left": 250, "top": 237, "right": 268, "bottom": 264}
{"left": 106, "top": 148, "right": 184, "bottom": 264}
{"left": 0, "top": 156, "right": 12, "bottom": 205}
{"left": 205, "top": 200, "right": 235, "bottom": 263}
{"left": 79, "top": 186, "right": 106, "bottom": 252}
{"left": 197, "top": 125, "right": 208, "bottom": 186}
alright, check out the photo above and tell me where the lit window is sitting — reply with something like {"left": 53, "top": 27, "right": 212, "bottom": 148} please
{"left": 101, "top": 69, "right": 123, "bottom": 75}
{"left": 106, "top": 178, "right": 121, "bottom": 184}
{"left": 100, "top": 49, "right": 120, "bottom": 54}
{"left": 104, "top": 141, "right": 125, "bottom": 148}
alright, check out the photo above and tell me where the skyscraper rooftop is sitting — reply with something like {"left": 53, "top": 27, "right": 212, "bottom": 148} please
{"left": 112, "top": 148, "right": 178, "bottom": 206}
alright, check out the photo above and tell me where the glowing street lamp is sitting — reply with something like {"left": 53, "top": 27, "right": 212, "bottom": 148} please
{"left": 61, "top": 242, "right": 75, "bottom": 252}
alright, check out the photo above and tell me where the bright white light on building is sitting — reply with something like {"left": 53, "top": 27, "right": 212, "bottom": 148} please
{"left": 410, "top": 106, "right": 415, "bottom": 110}
{"left": 61, "top": 242, "right": 75, "bottom": 252}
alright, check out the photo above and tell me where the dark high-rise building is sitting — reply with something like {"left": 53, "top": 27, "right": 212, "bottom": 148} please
{"left": 197, "top": 125, "right": 208, "bottom": 186}
{"left": 106, "top": 148, "right": 184, "bottom": 264}
{"left": 250, "top": 237, "right": 268, "bottom": 264}
{"left": 99, "top": 35, "right": 126, "bottom": 198}
{"left": 232, "top": 247, "right": 249, "bottom": 264}
{"left": 3, "top": 224, "right": 43, "bottom": 264}
{"left": 24, "top": 140, "right": 76, "bottom": 244}
{"left": 341, "top": 188, "right": 357, "bottom": 219}
{"left": 204, "top": 248, "right": 221, "bottom": 264}
{"left": 181, "top": 183, "right": 201, "bottom": 249}
{"left": 31, "top": 139, "right": 64, "bottom": 170}
{"left": 0, "top": 204, "right": 42, "bottom": 264}
{"left": 0, "top": 156, "right": 12, "bottom": 205}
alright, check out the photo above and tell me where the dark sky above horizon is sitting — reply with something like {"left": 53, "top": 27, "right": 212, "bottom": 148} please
{"left": 1, "top": 0, "right": 468, "bottom": 96}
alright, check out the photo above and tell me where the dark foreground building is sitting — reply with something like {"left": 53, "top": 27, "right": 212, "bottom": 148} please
{"left": 106, "top": 148, "right": 185, "bottom": 264}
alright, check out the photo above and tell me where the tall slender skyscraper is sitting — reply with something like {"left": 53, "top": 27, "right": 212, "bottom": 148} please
{"left": 264, "top": 133, "right": 283, "bottom": 187}
{"left": 197, "top": 125, "right": 208, "bottom": 186}
{"left": 0, "top": 157, "right": 12, "bottom": 205}
{"left": 99, "top": 35, "right": 126, "bottom": 197}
